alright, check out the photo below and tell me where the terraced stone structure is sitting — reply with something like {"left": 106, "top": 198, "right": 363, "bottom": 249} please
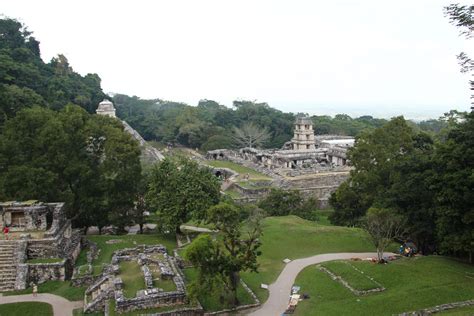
{"left": 0, "top": 201, "right": 81, "bottom": 291}
{"left": 84, "top": 244, "right": 188, "bottom": 314}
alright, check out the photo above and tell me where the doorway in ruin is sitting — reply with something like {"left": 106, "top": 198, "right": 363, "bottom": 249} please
{"left": 11, "top": 212, "right": 25, "bottom": 228}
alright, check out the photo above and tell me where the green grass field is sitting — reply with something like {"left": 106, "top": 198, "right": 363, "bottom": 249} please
{"left": 0, "top": 302, "right": 53, "bottom": 316}
{"left": 294, "top": 256, "right": 474, "bottom": 316}
{"left": 119, "top": 261, "right": 145, "bottom": 298}
{"left": 85, "top": 234, "right": 176, "bottom": 275}
{"left": 241, "top": 215, "right": 377, "bottom": 302}
{"left": 3, "top": 281, "right": 86, "bottom": 301}
{"left": 205, "top": 160, "right": 271, "bottom": 180}
{"left": 321, "top": 260, "right": 381, "bottom": 290}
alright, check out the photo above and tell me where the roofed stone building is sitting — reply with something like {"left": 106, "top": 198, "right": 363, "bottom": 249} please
{"left": 96, "top": 99, "right": 116, "bottom": 117}
{"left": 292, "top": 116, "right": 316, "bottom": 150}
{"left": 0, "top": 201, "right": 81, "bottom": 291}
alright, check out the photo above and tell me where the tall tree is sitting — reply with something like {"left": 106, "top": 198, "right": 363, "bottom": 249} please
{"left": 363, "top": 207, "right": 405, "bottom": 262}
{"left": 233, "top": 122, "right": 271, "bottom": 148}
{"left": 0, "top": 105, "right": 141, "bottom": 229}
{"left": 433, "top": 112, "right": 474, "bottom": 262}
{"left": 146, "top": 157, "right": 221, "bottom": 234}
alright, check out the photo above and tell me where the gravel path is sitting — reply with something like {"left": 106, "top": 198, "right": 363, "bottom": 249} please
{"left": 0, "top": 293, "right": 83, "bottom": 316}
{"left": 249, "top": 252, "right": 394, "bottom": 316}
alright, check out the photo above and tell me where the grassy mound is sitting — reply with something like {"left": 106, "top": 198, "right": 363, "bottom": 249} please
{"left": 242, "top": 215, "right": 376, "bottom": 302}
{"left": 294, "top": 256, "right": 474, "bottom": 316}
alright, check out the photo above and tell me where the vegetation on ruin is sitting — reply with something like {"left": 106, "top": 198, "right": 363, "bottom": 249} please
{"left": 119, "top": 261, "right": 146, "bottom": 298}
{"left": 293, "top": 256, "right": 474, "bottom": 316}
{"left": 205, "top": 160, "right": 271, "bottom": 180}
{"left": 0, "top": 302, "right": 53, "bottom": 316}
{"left": 4, "top": 281, "right": 86, "bottom": 301}
{"left": 82, "top": 234, "right": 176, "bottom": 275}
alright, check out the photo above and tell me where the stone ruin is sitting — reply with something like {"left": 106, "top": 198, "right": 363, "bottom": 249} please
{"left": 84, "top": 244, "right": 188, "bottom": 314}
{"left": 207, "top": 116, "right": 354, "bottom": 173}
{"left": 206, "top": 117, "right": 354, "bottom": 208}
{"left": 0, "top": 201, "right": 81, "bottom": 291}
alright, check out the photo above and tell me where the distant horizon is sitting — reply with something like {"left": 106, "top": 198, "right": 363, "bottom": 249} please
{"left": 108, "top": 91, "right": 466, "bottom": 121}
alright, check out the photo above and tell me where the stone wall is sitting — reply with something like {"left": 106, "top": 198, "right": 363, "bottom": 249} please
{"left": 28, "top": 261, "right": 67, "bottom": 284}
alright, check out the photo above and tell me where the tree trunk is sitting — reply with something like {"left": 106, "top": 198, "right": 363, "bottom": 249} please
{"left": 175, "top": 225, "right": 182, "bottom": 236}
{"left": 377, "top": 248, "right": 383, "bottom": 262}
{"left": 229, "top": 271, "right": 240, "bottom": 307}
{"left": 139, "top": 223, "right": 143, "bottom": 234}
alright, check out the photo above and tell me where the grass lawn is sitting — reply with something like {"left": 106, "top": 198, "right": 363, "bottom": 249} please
{"left": 206, "top": 160, "right": 271, "bottom": 180}
{"left": 119, "top": 261, "right": 146, "bottom": 298}
{"left": 183, "top": 268, "right": 255, "bottom": 312}
{"left": 223, "top": 188, "right": 243, "bottom": 199}
{"left": 3, "top": 281, "right": 86, "bottom": 301}
{"left": 0, "top": 302, "right": 53, "bottom": 316}
{"left": 86, "top": 234, "right": 176, "bottom": 275}
{"left": 241, "top": 215, "right": 378, "bottom": 302}
{"left": 294, "top": 256, "right": 474, "bottom": 316}
{"left": 237, "top": 180, "right": 272, "bottom": 189}
{"left": 149, "top": 261, "right": 177, "bottom": 292}
{"left": 321, "top": 260, "right": 381, "bottom": 290}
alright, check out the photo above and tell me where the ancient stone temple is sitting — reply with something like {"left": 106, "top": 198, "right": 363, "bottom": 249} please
{"left": 0, "top": 201, "right": 81, "bottom": 291}
{"left": 292, "top": 116, "right": 316, "bottom": 150}
{"left": 96, "top": 99, "right": 116, "bottom": 118}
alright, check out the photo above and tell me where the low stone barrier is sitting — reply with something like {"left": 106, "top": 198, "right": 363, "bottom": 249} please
{"left": 318, "top": 264, "right": 385, "bottom": 296}
{"left": 399, "top": 299, "right": 474, "bottom": 315}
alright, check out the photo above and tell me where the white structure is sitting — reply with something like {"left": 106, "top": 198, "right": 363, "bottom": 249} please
{"left": 292, "top": 116, "right": 315, "bottom": 150}
{"left": 96, "top": 99, "right": 116, "bottom": 118}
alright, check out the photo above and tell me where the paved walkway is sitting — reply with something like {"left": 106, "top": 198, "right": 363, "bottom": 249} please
{"left": 249, "top": 252, "right": 395, "bottom": 316}
{"left": 180, "top": 225, "right": 217, "bottom": 233}
{"left": 0, "top": 293, "right": 83, "bottom": 316}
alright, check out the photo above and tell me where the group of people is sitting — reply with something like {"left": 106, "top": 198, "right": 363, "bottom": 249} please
{"left": 399, "top": 242, "right": 417, "bottom": 257}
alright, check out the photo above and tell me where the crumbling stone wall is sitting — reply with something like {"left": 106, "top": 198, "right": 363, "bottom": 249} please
{"left": 28, "top": 261, "right": 66, "bottom": 284}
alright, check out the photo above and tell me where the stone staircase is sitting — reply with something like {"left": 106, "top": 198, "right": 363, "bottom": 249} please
{"left": 0, "top": 241, "right": 19, "bottom": 292}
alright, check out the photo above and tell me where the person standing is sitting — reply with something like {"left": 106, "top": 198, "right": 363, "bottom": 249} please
{"left": 32, "top": 283, "right": 38, "bottom": 297}
{"left": 3, "top": 225, "right": 9, "bottom": 240}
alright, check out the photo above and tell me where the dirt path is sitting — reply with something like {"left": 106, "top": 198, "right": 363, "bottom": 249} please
{"left": 0, "top": 293, "right": 83, "bottom": 316}
{"left": 249, "top": 252, "right": 395, "bottom": 316}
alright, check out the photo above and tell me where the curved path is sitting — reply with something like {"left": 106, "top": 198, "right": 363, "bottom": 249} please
{"left": 249, "top": 252, "right": 394, "bottom": 316}
{"left": 0, "top": 293, "right": 83, "bottom": 316}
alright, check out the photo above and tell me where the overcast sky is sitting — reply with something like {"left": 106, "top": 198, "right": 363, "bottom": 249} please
{"left": 2, "top": 0, "right": 473, "bottom": 119}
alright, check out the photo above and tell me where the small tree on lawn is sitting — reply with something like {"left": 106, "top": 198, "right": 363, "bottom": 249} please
{"left": 364, "top": 207, "right": 405, "bottom": 262}
{"left": 184, "top": 203, "right": 262, "bottom": 307}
